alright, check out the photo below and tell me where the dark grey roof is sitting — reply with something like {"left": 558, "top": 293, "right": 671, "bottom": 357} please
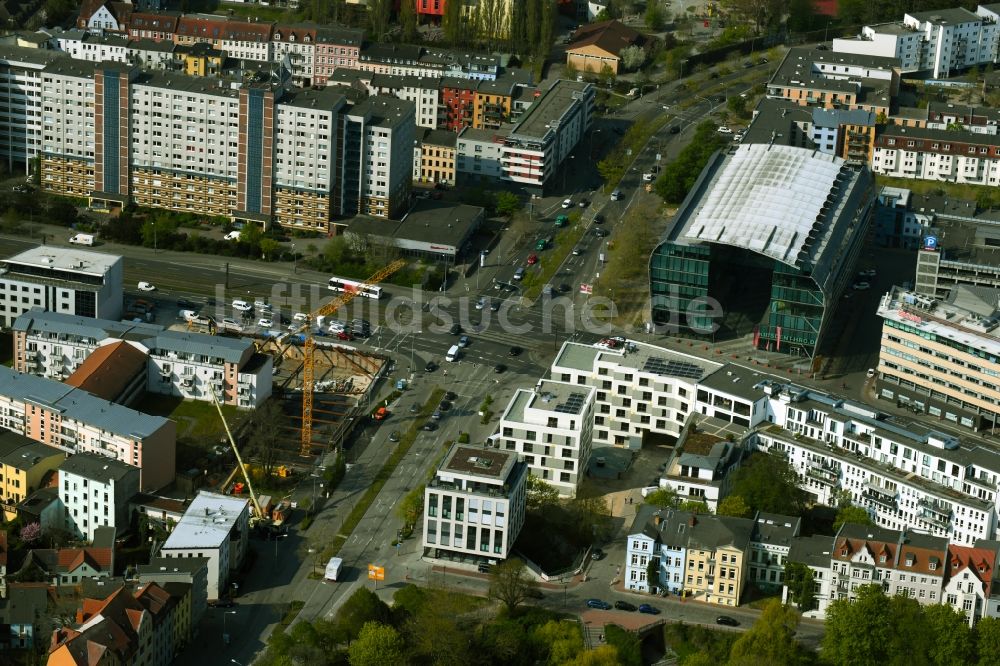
{"left": 138, "top": 556, "right": 210, "bottom": 576}
{"left": 908, "top": 7, "right": 980, "bottom": 25}
{"left": 659, "top": 511, "right": 755, "bottom": 551}
{"left": 0, "top": 432, "right": 61, "bottom": 471}
{"left": 628, "top": 504, "right": 660, "bottom": 540}
{"left": 419, "top": 128, "right": 458, "bottom": 148}
{"left": 698, "top": 364, "right": 770, "bottom": 401}
{"left": 13, "top": 309, "right": 161, "bottom": 342}
{"left": 0, "top": 586, "right": 48, "bottom": 626}
{"left": 153, "top": 330, "right": 252, "bottom": 364}
{"left": 880, "top": 123, "right": 1000, "bottom": 148}
{"left": 787, "top": 534, "right": 835, "bottom": 568}
{"left": 60, "top": 452, "right": 138, "bottom": 486}
{"left": 347, "top": 95, "right": 414, "bottom": 128}
{"left": 753, "top": 512, "right": 801, "bottom": 547}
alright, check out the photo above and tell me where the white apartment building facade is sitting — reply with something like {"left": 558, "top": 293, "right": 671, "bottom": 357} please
{"left": 369, "top": 74, "right": 441, "bottom": 130}
{"left": 456, "top": 127, "right": 505, "bottom": 181}
{"left": 342, "top": 96, "right": 415, "bottom": 219}
{"left": 833, "top": 6, "right": 1000, "bottom": 77}
{"left": 12, "top": 310, "right": 272, "bottom": 409}
{"left": 493, "top": 380, "right": 595, "bottom": 497}
{"left": 54, "top": 31, "right": 130, "bottom": 63}
{"left": 0, "top": 366, "right": 176, "bottom": 491}
{"left": 871, "top": 125, "right": 1000, "bottom": 185}
{"left": 59, "top": 452, "right": 140, "bottom": 543}
{"left": 422, "top": 444, "right": 528, "bottom": 563}
{"left": 550, "top": 340, "right": 719, "bottom": 448}
{"left": 160, "top": 492, "right": 250, "bottom": 600}
{"left": 0, "top": 247, "right": 123, "bottom": 328}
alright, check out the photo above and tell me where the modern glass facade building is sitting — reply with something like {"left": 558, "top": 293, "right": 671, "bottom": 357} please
{"left": 650, "top": 143, "right": 875, "bottom": 357}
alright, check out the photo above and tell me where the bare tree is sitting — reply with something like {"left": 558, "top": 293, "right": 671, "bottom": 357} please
{"left": 248, "top": 400, "right": 284, "bottom": 478}
{"left": 488, "top": 558, "right": 539, "bottom": 613}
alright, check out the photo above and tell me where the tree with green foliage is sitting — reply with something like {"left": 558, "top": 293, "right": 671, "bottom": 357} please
{"left": 534, "top": 619, "right": 584, "bottom": 663}
{"left": 646, "top": 557, "right": 660, "bottom": 589}
{"left": 332, "top": 588, "right": 392, "bottom": 644}
{"left": 717, "top": 495, "right": 752, "bottom": 518}
{"left": 619, "top": 45, "right": 646, "bottom": 72}
{"left": 976, "top": 616, "right": 1000, "bottom": 665}
{"left": 488, "top": 558, "right": 538, "bottom": 613}
{"left": 396, "top": 485, "right": 424, "bottom": 529}
{"left": 728, "top": 452, "right": 808, "bottom": 515}
{"left": 654, "top": 121, "right": 728, "bottom": 204}
{"left": 495, "top": 191, "right": 522, "bottom": 217}
{"left": 645, "top": 0, "right": 666, "bottom": 30}
{"left": 568, "top": 645, "right": 622, "bottom": 665}
{"left": 644, "top": 487, "right": 678, "bottom": 508}
{"left": 787, "top": 0, "right": 821, "bottom": 32}
{"left": 783, "top": 562, "right": 816, "bottom": 611}
{"left": 603, "top": 625, "right": 641, "bottom": 666}
{"left": 823, "top": 584, "right": 894, "bottom": 666}
{"left": 443, "top": 0, "right": 465, "bottom": 47}
{"left": 367, "top": 0, "right": 391, "bottom": 42}
{"left": 730, "top": 599, "right": 801, "bottom": 665}
{"left": 399, "top": 0, "right": 418, "bottom": 42}
{"left": 924, "top": 603, "right": 974, "bottom": 666}
{"left": 401, "top": 590, "right": 473, "bottom": 664}
{"left": 833, "top": 504, "right": 874, "bottom": 532}
{"left": 526, "top": 475, "right": 560, "bottom": 510}
{"left": 347, "top": 622, "right": 406, "bottom": 666}
{"left": 678, "top": 500, "right": 711, "bottom": 513}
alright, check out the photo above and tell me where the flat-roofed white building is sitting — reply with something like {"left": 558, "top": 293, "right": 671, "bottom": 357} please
{"left": 550, "top": 340, "right": 719, "bottom": 448}
{"left": 159, "top": 491, "right": 250, "bottom": 601}
{"left": 0, "top": 247, "right": 123, "bottom": 328}
{"left": 493, "top": 379, "right": 595, "bottom": 497}
{"left": 423, "top": 444, "right": 528, "bottom": 564}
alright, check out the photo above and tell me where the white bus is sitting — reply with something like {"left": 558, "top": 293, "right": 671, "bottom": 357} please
{"left": 328, "top": 276, "right": 383, "bottom": 299}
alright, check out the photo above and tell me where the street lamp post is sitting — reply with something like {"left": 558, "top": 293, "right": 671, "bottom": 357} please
{"left": 410, "top": 330, "right": 421, "bottom": 370}
{"left": 273, "top": 532, "right": 288, "bottom": 561}
{"left": 222, "top": 610, "right": 236, "bottom": 644}
{"left": 291, "top": 243, "right": 297, "bottom": 274}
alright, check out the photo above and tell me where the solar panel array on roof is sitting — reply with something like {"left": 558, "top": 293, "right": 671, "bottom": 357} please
{"left": 642, "top": 357, "right": 704, "bottom": 379}
{"left": 555, "top": 392, "right": 588, "bottom": 415}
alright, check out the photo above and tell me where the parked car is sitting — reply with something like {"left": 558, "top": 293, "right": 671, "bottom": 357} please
{"left": 561, "top": 198, "right": 573, "bottom": 208}
{"left": 449, "top": 323, "right": 462, "bottom": 335}
{"left": 493, "top": 363, "right": 507, "bottom": 374}
{"left": 431, "top": 410, "right": 442, "bottom": 421}
{"left": 422, "top": 421, "right": 438, "bottom": 431}
{"left": 853, "top": 281, "right": 871, "bottom": 291}
{"left": 444, "top": 391, "right": 457, "bottom": 401}
{"left": 137, "top": 281, "right": 156, "bottom": 292}
{"left": 179, "top": 309, "right": 198, "bottom": 322}
{"left": 388, "top": 431, "right": 400, "bottom": 442}
{"left": 867, "top": 368, "right": 876, "bottom": 378}
{"left": 614, "top": 601, "right": 637, "bottom": 612}
{"left": 337, "top": 331, "right": 353, "bottom": 341}
{"left": 717, "top": 126, "right": 733, "bottom": 134}
{"left": 458, "top": 335, "right": 470, "bottom": 347}
{"left": 232, "top": 300, "right": 252, "bottom": 312}
{"left": 716, "top": 616, "right": 739, "bottom": 627}
{"left": 527, "top": 254, "right": 539, "bottom": 265}
{"left": 591, "top": 548, "right": 605, "bottom": 560}
{"left": 490, "top": 300, "right": 501, "bottom": 312}
{"left": 638, "top": 604, "right": 661, "bottom": 615}
{"left": 425, "top": 361, "right": 438, "bottom": 372}
{"left": 210, "top": 598, "right": 235, "bottom": 608}
{"left": 475, "top": 297, "right": 486, "bottom": 310}
{"left": 586, "top": 599, "right": 612, "bottom": 610}
{"left": 508, "top": 346, "right": 522, "bottom": 357}
{"left": 257, "top": 318, "right": 273, "bottom": 328}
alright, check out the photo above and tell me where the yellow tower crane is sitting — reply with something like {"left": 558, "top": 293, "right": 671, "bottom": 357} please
{"left": 298, "top": 259, "right": 406, "bottom": 457}
{"left": 211, "top": 389, "right": 266, "bottom": 525}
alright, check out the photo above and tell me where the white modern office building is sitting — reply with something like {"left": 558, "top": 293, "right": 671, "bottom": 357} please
{"left": 159, "top": 491, "right": 250, "bottom": 600}
{"left": 0, "top": 247, "right": 123, "bottom": 328}
{"left": 493, "top": 380, "right": 595, "bottom": 497}
{"left": 59, "top": 452, "right": 140, "bottom": 543}
{"left": 550, "top": 340, "right": 719, "bottom": 448}
{"left": 422, "top": 444, "right": 528, "bottom": 564}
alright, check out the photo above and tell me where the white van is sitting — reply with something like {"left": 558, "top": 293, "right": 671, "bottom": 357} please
{"left": 69, "top": 233, "right": 94, "bottom": 246}
{"left": 446, "top": 345, "right": 460, "bottom": 362}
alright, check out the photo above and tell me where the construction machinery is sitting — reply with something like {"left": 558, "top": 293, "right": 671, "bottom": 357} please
{"left": 211, "top": 390, "right": 268, "bottom": 527}
{"left": 295, "top": 259, "right": 406, "bottom": 457}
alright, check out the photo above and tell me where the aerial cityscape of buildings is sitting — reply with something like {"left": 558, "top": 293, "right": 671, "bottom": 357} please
{"left": 3, "top": 0, "right": 1000, "bottom": 663}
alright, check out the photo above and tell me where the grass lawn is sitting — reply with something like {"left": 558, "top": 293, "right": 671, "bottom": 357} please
{"left": 875, "top": 174, "right": 996, "bottom": 204}
{"left": 134, "top": 393, "right": 240, "bottom": 439}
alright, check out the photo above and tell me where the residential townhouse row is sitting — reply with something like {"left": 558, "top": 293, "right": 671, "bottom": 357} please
{"left": 759, "top": 45, "right": 1000, "bottom": 187}
{"left": 0, "top": 365, "right": 174, "bottom": 491}
{"left": 625, "top": 507, "right": 801, "bottom": 606}
{"left": 784, "top": 522, "right": 1000, "bottom": 625}
{"left": 68, "top": 7, "right": 501, "bottom": 85}
{"left": 11, "top": 309, "right": 273, "bottom": 410}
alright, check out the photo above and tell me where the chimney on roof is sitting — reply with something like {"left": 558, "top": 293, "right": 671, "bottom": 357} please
{"left": 654, "top": 514, "right": 661, "bottom": 526}
{"left": 688, "top": 514, "right": 697, "bottom": 527}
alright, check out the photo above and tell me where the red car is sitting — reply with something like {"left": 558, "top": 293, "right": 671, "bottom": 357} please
{"left": 527, "top": 254, "right": 538, "bottom": 265}
{"left": 337, "top": 331, "right": 353, "bottom": 341}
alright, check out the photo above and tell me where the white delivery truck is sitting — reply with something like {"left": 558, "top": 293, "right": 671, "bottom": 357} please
{"left": 446, "top": 344, "right": 460, "bottom": 362}
{"left": 325, "top": 557, "right": 343, "bottom": 582}
{"left": 69, "top": 233, "right": 94, "bottom": 246}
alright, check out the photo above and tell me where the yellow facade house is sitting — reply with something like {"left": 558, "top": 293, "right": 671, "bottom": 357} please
{"left": 0, "top": 432, "right": 62, "bottom": 521}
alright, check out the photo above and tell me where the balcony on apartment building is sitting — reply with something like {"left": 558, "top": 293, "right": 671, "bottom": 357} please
{"left": 917, "top": 498, "right": 952, "bottom": 527}
{"left": 863, "top": 479, "right": 898, "bottom": 509}
{"left": 805, "top": 462, "right": 840, "bottom": 485}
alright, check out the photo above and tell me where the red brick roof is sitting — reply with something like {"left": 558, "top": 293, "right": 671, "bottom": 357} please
{"left": 64, "top": 341, "right": 147, "bottom": 402}
{"left": 129, "top": 11, "right": 179, "bottom": 34}
{"left": 175, "top": 16, "right": 272, "bottom": 42}
{"left": 948, "top": 544, "right": 997, "bottom": 596}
